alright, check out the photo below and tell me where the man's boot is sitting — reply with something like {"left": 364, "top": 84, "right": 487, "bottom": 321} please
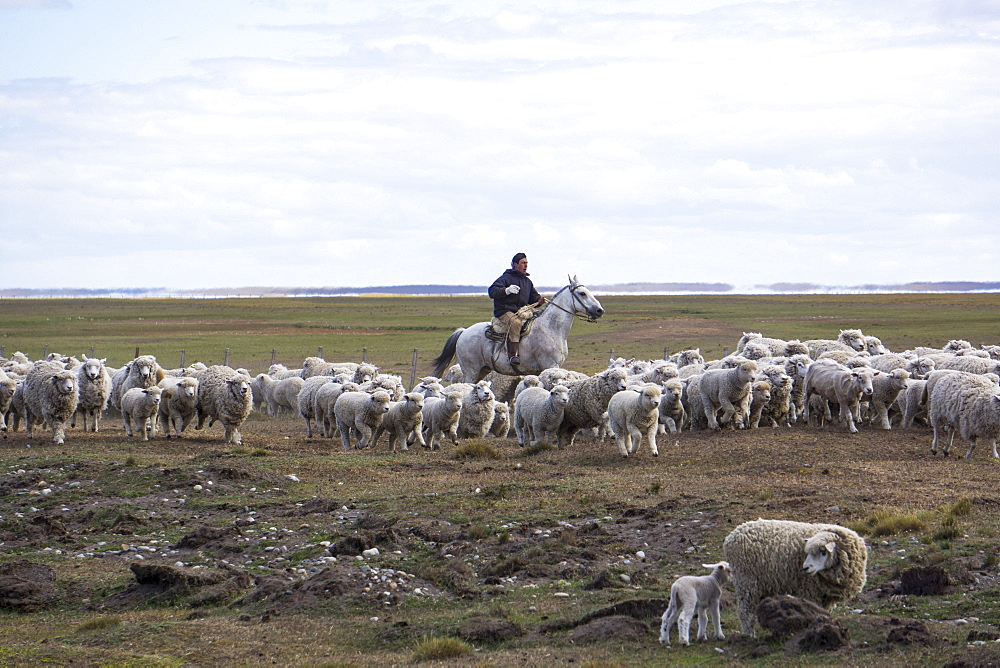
{"left": 507, "top": 340, "right": 521, "bottom": 367}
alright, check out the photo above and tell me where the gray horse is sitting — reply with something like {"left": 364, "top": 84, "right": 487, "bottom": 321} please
{"left": 432, "top": 275, "right": 604, "bottom": 381}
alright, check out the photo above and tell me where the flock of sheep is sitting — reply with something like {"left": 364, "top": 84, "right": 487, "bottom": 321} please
{"left": 2, "top": 327, "right": 999, "bottom": 461}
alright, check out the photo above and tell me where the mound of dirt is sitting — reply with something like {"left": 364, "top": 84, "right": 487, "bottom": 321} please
{"left": 0, "top": 561, "right": 59, "bottom": 612}
{"left": 570, "top": 615, "right": 649, "bottom": 642}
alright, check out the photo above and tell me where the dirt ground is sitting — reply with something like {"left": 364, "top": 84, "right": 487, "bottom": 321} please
{"left": 1, "top": 412, "right": 999, "bottom": 666}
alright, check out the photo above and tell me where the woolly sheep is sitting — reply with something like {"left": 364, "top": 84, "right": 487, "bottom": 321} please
{"left": 110, "top": 355, "right": 163, "bottom": 411}
{"left": 865, "top": 368, "right": 909, "bottom": 430}
{"left": 373, "top": 391, "right": 426, "bottom": 451}
{"left": 803, "top": 359, "right": 877, "bottom": 433}
{"left": 657, "top": 378, "right": 686, "bottom": 433}
{"left": 670, "top": 349, "right": 704, "bottom": 368}
{"left": 514, "top": 384, "right": 570, "bottom": 447}
{"left": 6, "top": 382, "right": 35, "bottom": 433}
{"left": 607, "top": 384, "right": 662, "bottom": 457}
{"left": 359, "top": 374, "right": 405, "bottom": 401}
{"left": 513, "top": 374, "right": 543, "bottom": 401}
{"left": 929, "top": 371, "right": 1000, "bottom": 458}
{"left": 557, "top": 367, "right": 629, "bottom": 448}
{"left": 682, "top": 374, "right": 708, "bottom": 431}
{"left": 157, "top": 376, "right": 199, "bottom": 437}
{"left": 72, "top": 356, "right": 112, "bottom": 432}
{"left": 255, "top": 374, "right": 304, "bottom": 417}
{"left": 627, "top": 362, "right": 679, "bottom": 388}
{"left": 736, "top": 332, "right": 808, "bottom": 358}
{"left": 420, "top": 390, "right": 464, "bottom": 450}
{"left": 756, "top": 364, "right": 794, "bottom": 427}
{"left": 334, "top": 390, "right": 392, "bottom": 450}
{"left": 783, "top": 354, "right": 813, "bottom": 422}
{"left": 745, "top": 380, "right": 772, "bottom": 429}
{"left": 698, "top": 360, "right": 757, "bottom": 430}
{"left": 659, "top": 562, "right": 731, "bottom": 647}
{"left": 297, "top": 375, "right": 350, "bottom": 438}
{"left": 900, "top": 379, "right": 929, "bottom": 429}
{"left": 314, "top": 380, "right": 361, "bottom": 439}
{"left": 538, "top": 366, "right": 587, "bottom": 390}
{"left": 22, "top": 360, "right": 79, "bottom": 444}
{"left": 723, "top": 519, "right": 868, "bottom": 637}
{"left": 456, "top": 380, "right": 496, "bottom": 439}
{"left": 195, "top": 365, "right": 253, "bottom": 445}
{"left": 121, "top": 386, "right": 162, "bottom": 440}
{"left": 300, "top": 357, "right": 367, "bottom": 380}
{"left": 938, "top": 356, "right": 1000, "bottom": 376}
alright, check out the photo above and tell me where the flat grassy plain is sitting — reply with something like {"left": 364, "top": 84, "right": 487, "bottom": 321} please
{"left": 1, "top": 293, "right": 999, "bottom": 666}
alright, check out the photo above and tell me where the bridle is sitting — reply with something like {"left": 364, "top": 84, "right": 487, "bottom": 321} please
{"left": 543, "top": 282, "right": 599, "bottom": 322}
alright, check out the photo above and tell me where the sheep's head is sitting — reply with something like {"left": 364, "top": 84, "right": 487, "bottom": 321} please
{"left": 52, "top": 372, "right": 77, "bottom": 395}
{"left": 227, "top": 376, "right": 251, "bottom": 398}
{"left": 404, "top": 392, "right": 424, "bottom": 409}
{"left": 851, "top": 368, "right": 876, "bottom": 396}
{"left": 371, "top": 390, "right": 392, "bottom": 413}
{"left": 802, "top": 531, "right": 839, "bottom": 575}
{"left": 551, "top": 385, "right": 570, "bottom": 405}
{"left": 839, "top": 329, "right": 867, "bottom": 352}
{"left": 703, "top": 561, "right": 732, "bottom": 584}
{"left": 82, "top": 358, "right": 105, "bottom": 380}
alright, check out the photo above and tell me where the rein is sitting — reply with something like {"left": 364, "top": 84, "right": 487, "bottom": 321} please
{"left": 542, "top": 283, "right": 599, "bottom": 322}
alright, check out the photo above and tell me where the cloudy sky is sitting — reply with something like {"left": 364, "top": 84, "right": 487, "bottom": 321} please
{"left": 1, "top": 1, "right": 998, "bottom": 292}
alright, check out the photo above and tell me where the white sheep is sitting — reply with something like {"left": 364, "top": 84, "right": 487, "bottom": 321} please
{"left": 73, "top": 355, "right": 112, "bottom": 432}
{"left": 156, "top": 376, "right": 199, "bottom": 437}
{"left": 513, "top": 384, "right": 570, "bottom": 447}
{"left": 698, "top": 360, "right": 757, "bottom": 430}
{"left": 803, "top": 359, "right": 877, "bottom": 433}
{"left": 373, "top": 391, "right": 426, "bottom": 451}
{"left": 296, "top": 374, "right": 351, "bottom": 438}
{"left": 659, "top": 562, "right": 731, "bottom": 647}
{"left": 865, "top": 368, "right": 909, "bottom": 430}
{"left": 456, "top": 380, "right": 496, "bottom": 439}
{"left": 607, "top": 383, "right": 662, "bottom": 457}
{"left": 723, "top": 519, "right": 868, "bottom": 637}
{"left": 928, "top": 371, "right": 1000, "bottom": 458}
{"left": 300, "top": 356, "right": 366, "bottom": 379}
{"left": 195, "top": 365, "right": 253, "bottom": 445}
{"left": 756, "top": 364, "right": 794, "bottom": 427}
{"left": 110, "top": 355, "right": 162, "bottom": 411}
{"left": 783, "top": 354, "right": 813, "bottom": 422}
{"left": 22, "top": 360, "right": 79, "bottom": 444}
{"left": 420, "top": 390, "right": 464, "bottom": 450}
{"left": 0, "top": 371, "right": 16, "bottom": 433}
{"left": 736, "top": 332, "right": 809, "bottom": 358}
{"left": 938, "top": 356, "right": 1000, "bottom": 376}
{"left": 670, "top": 349, "right": 705, "bottom": 369}
{"left": 556, "top": 367, "right": 629, "bottom": 448}
{"left": 334, "top": 390, "right": 392, "bottom": 450}
{"left": 254, "top": 374, "right": 304, "bottom": 417}
{"left": 314, "top": 380, "right": 360, "bottom": 439}
{"left": 121, "top": 386, "right": 163, "bottom": 440}
{"left": 657, "top": 378, "right": 686, "bottom": 433}
{"left": 745, "top": 380, "right": 772, "bottom": 429}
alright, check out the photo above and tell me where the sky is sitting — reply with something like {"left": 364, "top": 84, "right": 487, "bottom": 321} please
{"left": 1, "top": 0, "right": 998, "bottom": 292}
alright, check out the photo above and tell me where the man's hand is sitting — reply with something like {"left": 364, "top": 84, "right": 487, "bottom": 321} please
{"left": 505, "top": 285, "right": 520, "bottom": 295}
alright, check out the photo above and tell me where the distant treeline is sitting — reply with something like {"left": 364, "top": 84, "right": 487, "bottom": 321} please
{"left": 2, "top": 281, "right": 999, "bottom": 298}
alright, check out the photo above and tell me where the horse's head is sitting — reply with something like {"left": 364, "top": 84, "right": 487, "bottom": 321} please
{"left": 568, "top": 275, "right": 604, "bottom": 321}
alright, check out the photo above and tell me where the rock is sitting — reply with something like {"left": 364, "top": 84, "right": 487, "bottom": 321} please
{"left": 896, "top": 566, "right": 949, "bottom": 596}
{"left": 757, "top": 595, "right": 830, "bottom": 636}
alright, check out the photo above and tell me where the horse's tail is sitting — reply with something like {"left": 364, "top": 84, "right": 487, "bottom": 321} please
{"left": 432, "top": 328, "right": 464, "bottom": 378}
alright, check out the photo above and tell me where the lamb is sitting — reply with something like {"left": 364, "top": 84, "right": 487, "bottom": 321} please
{"left": 267, "top": 363, "right": 304, "bottom": 380}
{"left": 657, "top": 378, "right": 686, "bottom": 433}
{"left": 513, "top": 384, "right": 570, "bottom": 447}
{"left": 698, "top": 360, "right": 757, "bottom": 430}
{"left": 928, "top": 371, "right": 1000, "bottom": 458}
{"left": 627, "top": 362, "right": 679, "bottom": 388}
{"left": 110, "top": 355, "right": 163, "bottom": 411}
{"left": 538, "top": 366, "right": 587, "bottom": 390}
{"left": 372, "top": 391, "right": 426, "bottom": 451}
{"left": 195, "top": 365, "right": 254, "bottom": 445}
{"left": 456, "top": 380, "right": 496, "bottom": 439}
{"left": 156, "top": 376, "right": 199, "bottom": 437}
{"left": 556, "top": 367, "right": 629, "bottom": 448}
{"left": 489, "top": 401, "right": 511, "bottom": 437}
{"left": 606, "top": 383, "right": 662, "bottom": 457}
{"left": 682, "top": 374, "right": 709, "bottom": 430}
{"left": 334, "top": 390, "right": 392, "bottom": 450}
{"left": 736, "top": 333, "right": 808, "bottom": 358}
{"left": 783, "top": 354, "right": 813, "bottom": 422}
{"left": 670, "top": 349, "right": 705, "bottom": 369}
{"left": 0, "top": 371, "right": 16, "bottom": 432}
{"left": 420, "top": 390, "right": 464, "bottom": 450}
{"left": 722, "top": 519, "right": 868, "bottom": 637}
{"left": 21, "top": 360, "right": 79, "bottom": 444}
{"left": 300, "top": 356, "right": 365, "bottom": 379}
{"left": 756, "top": 364, "right": 794, "bottom": 427}
{"left": 314, "top": 380, "right": 361, "bottom": 438}
{"left": 72, "top": 356, "right": 112, "bottom": 432}
{"left": 745, "top": 380, "right": 772, "bottom": 429}
{"left": 803, "top": 359, "right": 877, "bottom": 433}
{"left": 865, "top": 368, "right": 909, "bottom": 430}
{"left": 659, "top": 562, "right": 731, "bottom": 647}
{"left": 359, "top": 374, "right": 405, "bottom": 401}
{"left": 121, "top": 386, "right": 163, "bottom": 440}
{"left": 254, "top": 374, "right": 304, "bottom": 417}
{"left": 513, "top": 374, "right": 543, "bottom": 401}
{"left": 297, "top": 374, "right": 351, "bottom": 438}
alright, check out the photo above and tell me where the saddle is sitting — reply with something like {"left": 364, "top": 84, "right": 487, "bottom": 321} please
{"left": 486, "top": 305, "right": 540, "bottom": 341}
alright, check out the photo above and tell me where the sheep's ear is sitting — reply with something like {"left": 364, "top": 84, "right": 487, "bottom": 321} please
{"left": 825, "top": 542, "right": 838, "bottom": 555}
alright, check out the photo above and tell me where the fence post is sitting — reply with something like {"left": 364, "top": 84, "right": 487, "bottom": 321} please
{"left": 180, "top": 350, "right": 186, "bottom": 367}
{"left": 135, "top": 346, "right": 140, "bottom": 360}
{"left": 723, "top": 347, "right": 730, "bottom": 357}
{"left": 410, "top": 349, "right": 418, "bottom": 390}
{"left": 362, "top": 348, "right": 368, "bottom": 363}
{"left": 90, "top": 346, "right": 96, "bottom": 358}
{"left": 318, "top": 347, "right": 323, "bottom": 360}
{"left": 44, "top": 344, "right": 49, "bottom": 358}
{"left": 0, "top": 346, "right": 4, "bottom": 358}
{"left": 224, "top": 348, "right": 230, "bottom": 367}
{"left": 609, "top": 348, "right": 614, "bottom": 362}
{"left": 271, "top": 349, "right": 277, "bottom": 366}
{"left": 663, "top": 346, "right": 669, "bottom": 360}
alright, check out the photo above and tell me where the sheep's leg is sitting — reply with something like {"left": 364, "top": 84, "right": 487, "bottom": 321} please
{"left": 703, "top": 403, "right": 720, "bottom": 431}
{"left": 616, "top": 432, "right": 630, "bottom": 458}
{"left": 677, "top": 603, "right": 695, "bottom": 646}
{"left": 304, "top": 416, "right": 314, "bottom": 438}
{"left": 964, "top": 437, "right": 977, "bottom": 459}
{"left": 711, "top": 599, "right": 725, "bottom": 639}
{"left": 337, "top": 419, "right": 353, "bottom": 450}
{"left": 124, "top": 414, "right": 133, "bottom": 437}
{"left": 52, "top": 420, "right": 66, "bottom": 444}
{"left": 643, "top": 425, "right": 658, "bottom": 456}
{"left": 877, "top": 405, "right": 891, "bottom": 430}
{"left": 696, "top": 606, "right": 709, "bottom": 641}
{"left": 659, "top": 602, "right": 678, "bottom": 646}
{"left": 931, "top": 419, "right": 942, "bottom": 455}
{"left": 840, "top": 402, "right": 858, "bottom": 433}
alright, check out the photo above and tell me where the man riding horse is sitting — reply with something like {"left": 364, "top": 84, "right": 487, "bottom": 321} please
{"left": 488, "top": 252, "right": 545, "bottom": 368}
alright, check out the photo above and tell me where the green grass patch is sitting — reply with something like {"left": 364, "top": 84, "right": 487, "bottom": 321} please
{"left": 411, "top": 636, "right": 472, "bottom": 662}
{"left": 453, "top": 441, "right": 502, "bottom": 460}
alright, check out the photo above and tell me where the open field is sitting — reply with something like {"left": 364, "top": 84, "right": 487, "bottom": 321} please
{"left": 1, "top": 293, "right": 999, "bottom": 666}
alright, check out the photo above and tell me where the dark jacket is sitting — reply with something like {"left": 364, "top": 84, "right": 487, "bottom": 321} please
{"left": 489, "top": 269, "right": 541, "bottom": 318}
